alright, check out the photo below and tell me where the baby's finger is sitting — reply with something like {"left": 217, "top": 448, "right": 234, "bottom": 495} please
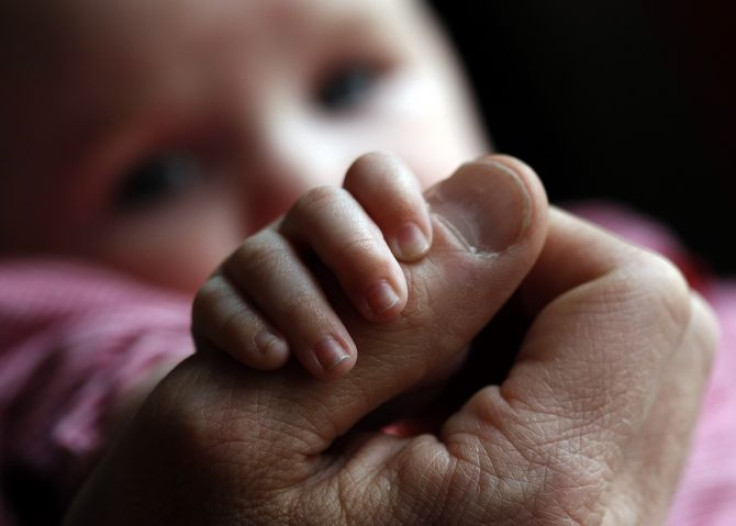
{"left": 223, "top": 229, "right": 357, "bottom": 379}
{"left": 192, "top": 273, "right": 289, "bottom": 370}
{"left": 343, "top": 153, "right": 432, "bottom": 262}
{"left": 280, "top": 185, "right": 408, "bottom": 323}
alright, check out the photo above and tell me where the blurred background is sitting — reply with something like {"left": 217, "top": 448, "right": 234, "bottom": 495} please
{"left": 430, "top": 0, "right": 735, "bottom": 273}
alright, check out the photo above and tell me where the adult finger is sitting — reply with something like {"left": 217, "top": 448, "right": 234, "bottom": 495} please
{"left": 441, "top": 208, "right": 719, "bottom": 523}
{"left": 606, "top": 292, "right": 717, "bottom": 525}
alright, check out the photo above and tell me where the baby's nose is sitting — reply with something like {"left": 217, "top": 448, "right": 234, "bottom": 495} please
{"left": 237, "top": 119, "right": 353, "bottom": 231}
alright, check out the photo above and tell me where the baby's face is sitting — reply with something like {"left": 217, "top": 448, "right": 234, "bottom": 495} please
{"left": 0, "top": 0, "right": 487, "bottom": 292}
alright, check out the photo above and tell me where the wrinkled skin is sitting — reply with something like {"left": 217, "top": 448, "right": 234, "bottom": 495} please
{"left": 64, "top": 159, "right": 717, "bottom": 525}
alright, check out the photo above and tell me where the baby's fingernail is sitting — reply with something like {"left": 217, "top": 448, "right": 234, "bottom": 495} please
{"left": 313, "top": 336, "right": 351, "bottom": 371}
{"left": 255, "top": 331, "right": 289, "bottom": 360}
{"left": 427, "top": 159, "right": 532, "bottom": 254}
{"left": 364, "top": 280, "right": 401, "bottom": 317}
{"left": 390, "top": 222, "right": 431, "bottom": 261}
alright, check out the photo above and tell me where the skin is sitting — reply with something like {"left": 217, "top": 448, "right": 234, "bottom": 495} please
{"left": 0, "top": 0, "right": 719, "bottom": 523}
{"left": 0, "top": 0, "right": 485, "bottom": 291}
{"left": 193, "top": 152, "right": 438, "bottom": 378}
{"left": 0, "top": 0, "right": 487, "bottom": 379}
{"left": 65, "top": 158, "right": 717, "bottom": 525}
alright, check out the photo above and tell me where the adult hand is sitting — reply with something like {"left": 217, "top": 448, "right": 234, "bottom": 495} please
{"left": 64, "top": 157, "right": 717, "bottom": 525}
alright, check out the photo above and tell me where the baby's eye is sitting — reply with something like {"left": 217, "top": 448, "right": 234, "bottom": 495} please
{"left": 115, "top": 152, "right": 202, "bottom": 210}
{"left": 315, "top": 65, "right": 379, "bottom": 112}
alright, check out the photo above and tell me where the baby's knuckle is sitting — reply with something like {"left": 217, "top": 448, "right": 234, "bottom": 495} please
{"left": 347, "top": 153, "right": 418, "bottom": 202}
{"left": 293, "top": 185, "right": 347, "bottom": 217}
{"left": 358, "top": 150, "right": 393, "bottom": 164}
{"left": 279, "top": 290, "right": 317, "bottom": 322}
{"left": 219, "top": 305, "right": 251, "bottom": 346}
{"left": 192, "top": 276, "right": 226, "bottom": 321}
{"left": 346, "top": 151, "right": 397, "bottom": 181}
{"left": 191, "top": 287, "right": 212, "bottom": 318}
{"left": 339, "top": 235, "right": 390, "bottom": 266}
{"left": 349, "top": 151, "right": 386, "bottom": 172}
{"left": 231, "top": 232, "right": 285, "bottom": 277}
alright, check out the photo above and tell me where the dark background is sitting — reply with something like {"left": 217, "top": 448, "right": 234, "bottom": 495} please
{"left": 430, "top": 0, "right": 735, "bottom": 273}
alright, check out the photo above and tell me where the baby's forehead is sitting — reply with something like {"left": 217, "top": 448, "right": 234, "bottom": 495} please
{"left": 4, "top": 0, "right": 425, "bottom": 85}
{"left": 2, "top": 0, "right": 404, "bottom": 103}
{"left": 32, "top": 2, "right": 414, "bottom": 93}
{"left": 56, "top": 0, "right": 406, "bottom": 35}
{"left": 0, "top": 0, "right": 423, "bottom": 168}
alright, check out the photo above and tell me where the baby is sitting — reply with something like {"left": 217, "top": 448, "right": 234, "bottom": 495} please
{"left": 0, "top": 0, "right": 725, "bottom": 524}
{"left": 0, "top": 0, "right": 506, "bottom": 519}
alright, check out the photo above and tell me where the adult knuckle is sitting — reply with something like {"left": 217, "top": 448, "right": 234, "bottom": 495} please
{"left": 685, "top": 292, "right": 720, "bottom": 377}
{"left": 622, "top": 250, "right": 692, "bottom": 331}
{"left": 149, "top": 360, "right": 278, "bottom": 469}
{"left": 142, "top": 359, "right": 219, "bottom": 446}
{"left": 390, "top": 440, "right": 449, "bottom": 524}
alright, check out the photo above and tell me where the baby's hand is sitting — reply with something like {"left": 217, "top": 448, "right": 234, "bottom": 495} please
{"left": 192, "top": 153, "right": 432, "bottom": 379}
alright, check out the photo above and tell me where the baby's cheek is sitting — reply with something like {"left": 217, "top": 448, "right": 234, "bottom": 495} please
{"left": 85, "top": 200, "right": 245, "bottom": 294}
